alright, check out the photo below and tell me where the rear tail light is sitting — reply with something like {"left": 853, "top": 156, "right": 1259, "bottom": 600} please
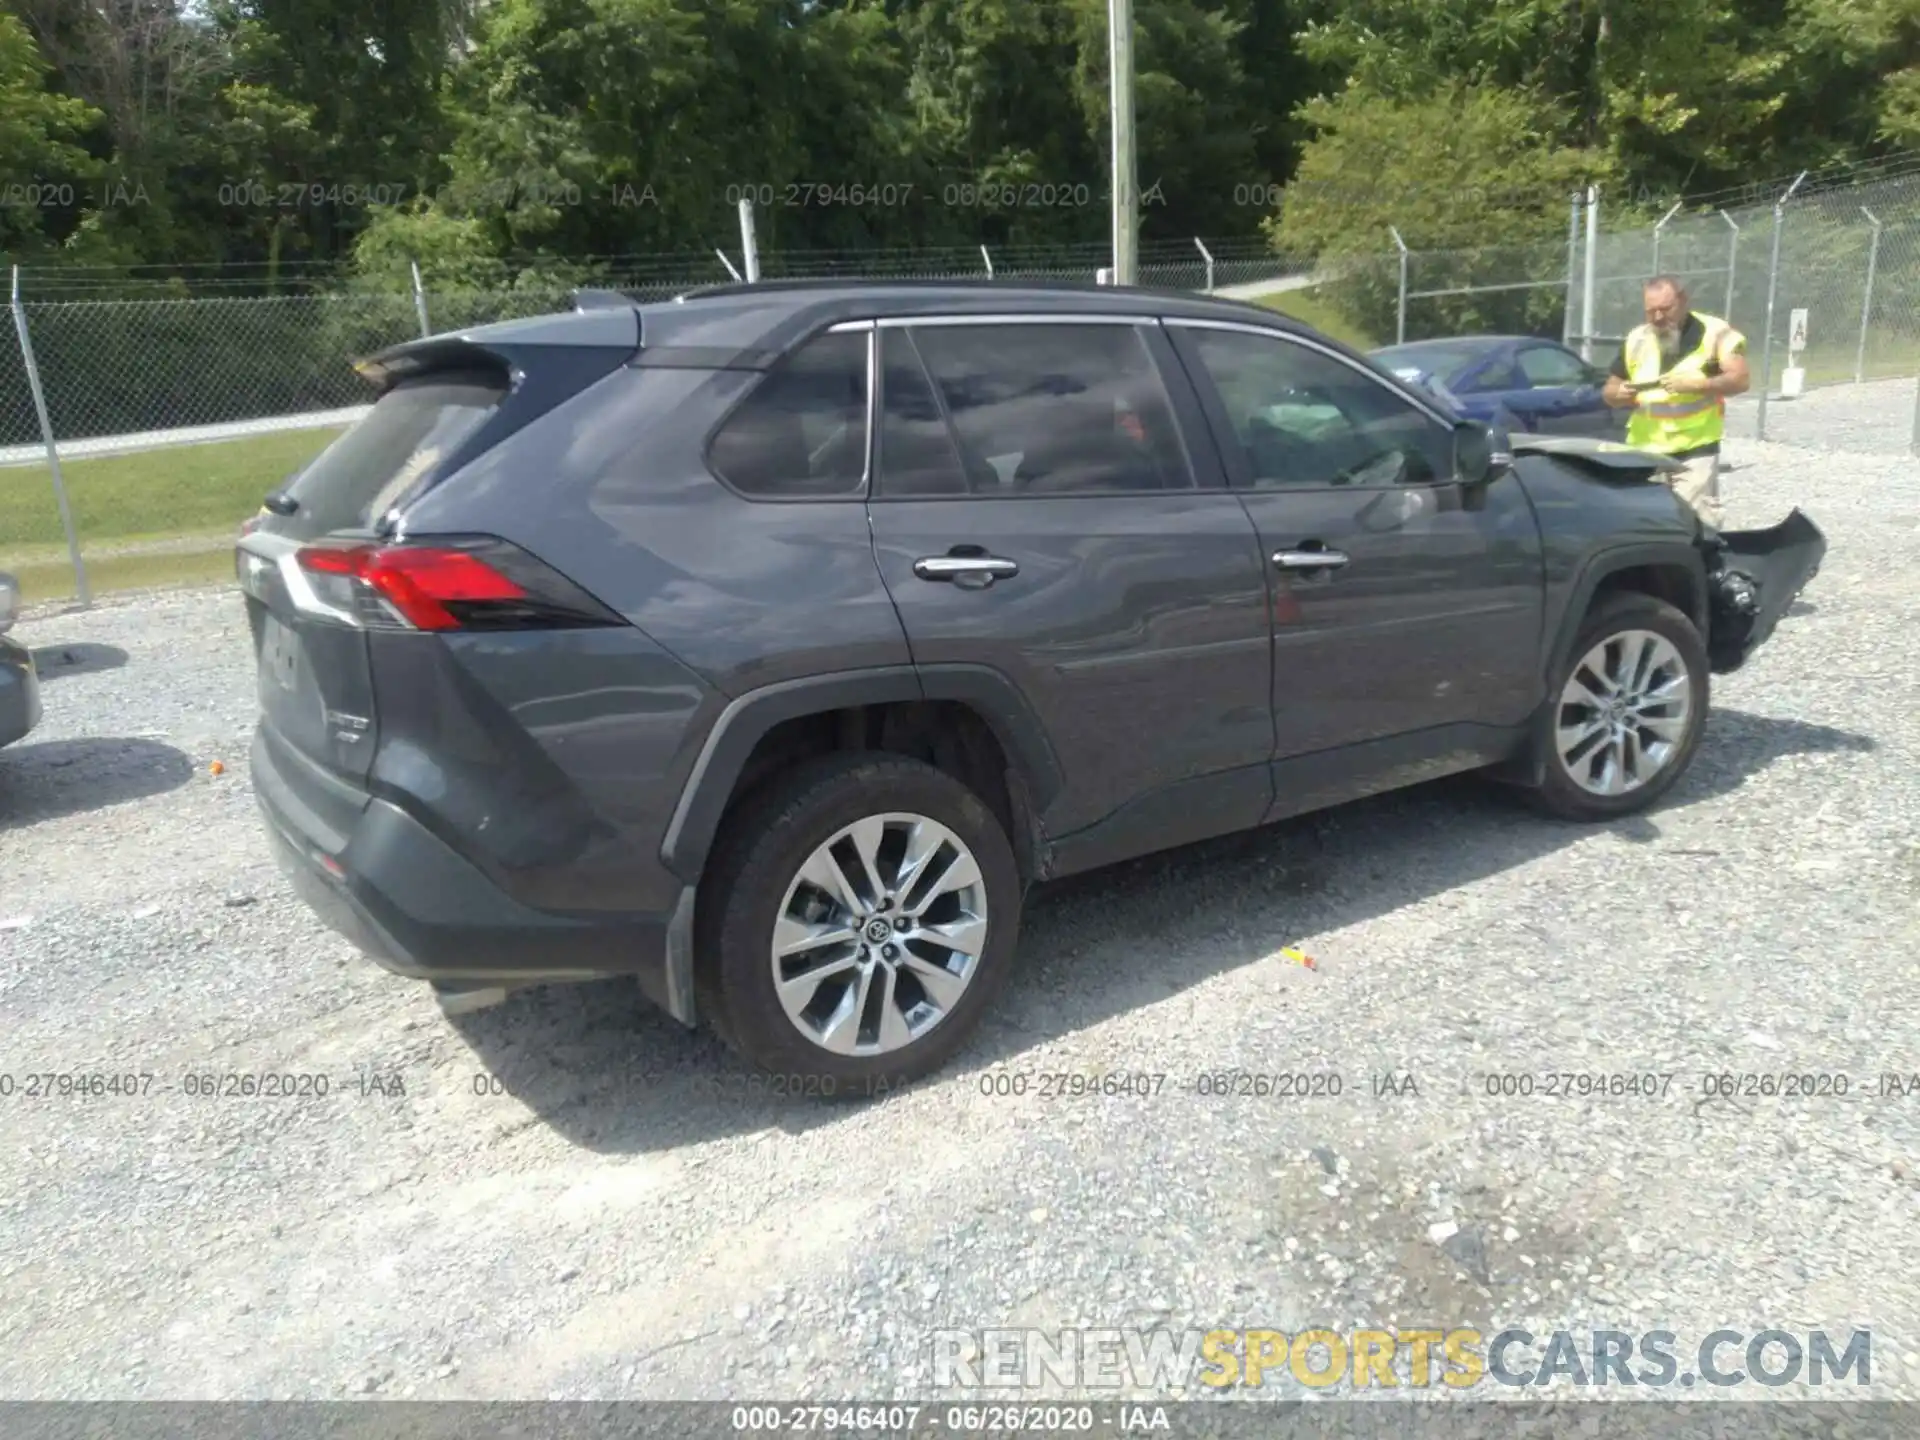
{"left": 291, "top": 536, "right": 624, "bottom": 632}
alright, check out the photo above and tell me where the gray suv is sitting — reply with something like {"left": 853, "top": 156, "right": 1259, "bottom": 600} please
{"left": 238, "top": 281, "right": 1823, "bottom": 1090}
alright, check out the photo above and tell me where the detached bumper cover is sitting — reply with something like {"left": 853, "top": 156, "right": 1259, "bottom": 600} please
{"left": 251, "top": 726, "right": 692, "bottom": 1019}
{"left": 0, "top": 638, "right": 41, "bottom": 748}
{"left": 1702, "top": 507, "right": 1826, "bottom": 674}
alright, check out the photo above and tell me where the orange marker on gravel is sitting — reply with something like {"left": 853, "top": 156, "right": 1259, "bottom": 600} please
{"left": 209, "top": 760, "right": 225, "bottom": 776}
{"left": 1281, "top": 946, "right": 1317, "bottom": 970}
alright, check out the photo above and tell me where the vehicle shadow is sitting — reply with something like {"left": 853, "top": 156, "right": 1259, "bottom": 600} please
{"left": 0, "top": 736, "right": 195, "bottom": 828}
{"left": 29, "top": 643, "right": 130, "bottom": 680}
{"left": 446, "top": 707, "right": 1876, "bottom": 1154}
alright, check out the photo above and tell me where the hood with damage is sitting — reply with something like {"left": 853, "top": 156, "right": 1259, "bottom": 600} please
{"left": 1503, "top": 431, "right": 1827, "bottom": 673}
{"left": 1509, "top": 433, "right": 1686, "bottom": 477}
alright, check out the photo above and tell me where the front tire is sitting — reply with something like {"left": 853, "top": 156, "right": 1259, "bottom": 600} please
{"left": 1525, "top": 592, "right": 1709, "bottom": 820}
{"left": 696, "top": 753, "right": 1022, "bottom": 1092}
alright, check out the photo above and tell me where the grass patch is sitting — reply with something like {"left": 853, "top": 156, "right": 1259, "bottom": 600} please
{"left": 1251, "top": 285, "right": 1381, "bottom": 352}
{"left": 1775, "top": 347, "right": 1920, "bottom": 391}
{"left": 0, "top": 427, "right": 344, "bottom": 555}
{"left": 10, "top": 545, "right": 240, "bottom": 607}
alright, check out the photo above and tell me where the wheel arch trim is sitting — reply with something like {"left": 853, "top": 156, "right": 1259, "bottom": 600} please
{"left": 1548, "top": 542, "right": 1708, "bottom": 686}
{"left": 659, "top": 663, "right": 1063, "bottom": 882}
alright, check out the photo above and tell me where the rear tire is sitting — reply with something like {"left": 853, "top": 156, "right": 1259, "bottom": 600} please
{"left": 1523, "top": 592, "right": 1709, "bottom": 821}
{"left": 695, "top": 753, "right": 1022, "bottom": 1094}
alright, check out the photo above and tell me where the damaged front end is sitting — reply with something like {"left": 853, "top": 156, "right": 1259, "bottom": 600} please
{"left": 1505, "top": 435, "right": 1826, "bottom": 675}
{"left": 1698, "top": 508, "right": 1826, "bottom": 674}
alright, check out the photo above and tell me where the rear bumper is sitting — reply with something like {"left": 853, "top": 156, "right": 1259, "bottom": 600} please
{"left": 0, "top": 638, "right": 41, "bottom": 748}
{"left": 251, "top": 726, "right": 695, "bottom": 1021}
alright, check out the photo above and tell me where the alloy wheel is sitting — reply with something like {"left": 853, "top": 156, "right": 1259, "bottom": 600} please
{"left": 770, "top": 812, "right": 990, "bottom": 1056}
{"left": 1555, "top": 628, "right": 1694, "bottom": 796}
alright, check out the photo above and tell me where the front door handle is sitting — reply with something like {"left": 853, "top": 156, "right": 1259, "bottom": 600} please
{"left": 913, "top": 554, "right": 1020, "bottom": 586}
{"left": 1273, "top": 548, "right": 1350, "bottom": 572}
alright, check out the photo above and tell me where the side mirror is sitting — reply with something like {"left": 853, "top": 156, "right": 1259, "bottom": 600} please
{"left": 1454, "top": 419, "right": 1513, "bottom": 488}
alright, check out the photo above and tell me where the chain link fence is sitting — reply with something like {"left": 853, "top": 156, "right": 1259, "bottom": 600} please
{"left": 1566, "top": 174, "right": 1916, "bottom": 451}
{"left": 0, "top": 236, "right": 1294, "bottom": 455}
{"left": 1373, "top": 165, "right": 1920, "bottom": 455}
{"left": 1379, "top": 239, "right": 1575, "bottom": 347}
{"left": 8, "top": 181, "right": 1912, "bottom": 605}
{"left": 0, "top": 234, "right": 1302, "bottom": 602}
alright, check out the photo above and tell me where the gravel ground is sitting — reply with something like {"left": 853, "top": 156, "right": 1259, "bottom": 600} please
{"left": 1725, "top": 374, "right": 1920, "bottom": 455}
{"left": 1, "top": 406, "right": 1917, "bottom": 1412}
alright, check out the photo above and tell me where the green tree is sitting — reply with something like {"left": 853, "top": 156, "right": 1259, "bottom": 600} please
{"left": 210, "top": 0, "right": 465, "bottom": 182}
{"left": 7, "top": 2, "right": 344, "bottom": 280}
{"left": 200, "top": 79, "right": 328, "bottom": 287}
{"left": 1786, "top": 0, "right": 1920, "bottom": 152}
{"left": 1271, "top": 83, "right": 1613, "bottom": 339}
{"left": 894, "top": 0, "right": 1103, "bottom": 246}
{"left": 1225, "top": 0, "right": 1323, "bottom": 191}
{"left": 353, "top": 0, "right": 929, "bottom": 273}
{"left": 0, "top": 9, "right": 102, "bottom": 259}
{"left": 1288, "top": 0, "right": 1791, "bottom": 195}
{"left": 1068, "top": 0, "right": 1262, "bottom": 241}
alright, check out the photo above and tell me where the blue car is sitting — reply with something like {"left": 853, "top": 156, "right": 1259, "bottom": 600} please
{"left": 1370, "top": 335, "right": 1626, "bottom": 441}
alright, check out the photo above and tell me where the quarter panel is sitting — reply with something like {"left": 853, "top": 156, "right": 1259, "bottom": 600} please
{"left": 384, "top": 362, "right": 912, "bottom": 908}
{"left": 399, "top": 364, "right": 914, "bottom": 694}
{"left": 367, "top": 625, "right": 710, "bottom": 915}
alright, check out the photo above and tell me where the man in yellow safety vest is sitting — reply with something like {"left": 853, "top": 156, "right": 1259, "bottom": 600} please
{"left": 1602, "top": 275, "right": 1750, "bottom": 528}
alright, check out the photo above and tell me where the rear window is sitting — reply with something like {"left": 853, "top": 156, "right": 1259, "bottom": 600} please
{"left": 275, "top": 373, "right": 506, "bottom": 537}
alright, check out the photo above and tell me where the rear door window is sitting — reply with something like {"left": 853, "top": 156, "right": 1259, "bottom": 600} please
{"left": 274, "top": 373, "right": 506, "bottom": 539}
{"left": 902, "top": 323, "right": 1194, "bottom": 495}
{"left": 877, "top": 329, "right": 972, "bottom": 497}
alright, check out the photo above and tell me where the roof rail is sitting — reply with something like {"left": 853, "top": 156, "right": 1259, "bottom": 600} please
{"left": 665, "top": 275, "right": 1199, "bottom": 304}
{"left": 573, "top": 287, "right": 638, "bottom": 311}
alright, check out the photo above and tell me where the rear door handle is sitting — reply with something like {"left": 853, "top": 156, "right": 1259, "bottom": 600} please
{"left": 1273, "top": 548, "right": 1350, "bottom": 572}
{"left": 913, "top": 555, "right": 1020, "bottom": 585}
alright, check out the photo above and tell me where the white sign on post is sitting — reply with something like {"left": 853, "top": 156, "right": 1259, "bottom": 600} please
{"left": 1783, "top": 307, "right": 1809, "bottom": 398}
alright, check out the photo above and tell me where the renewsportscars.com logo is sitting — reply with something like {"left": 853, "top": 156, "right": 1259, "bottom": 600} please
{"left": 929, "top": 1327, "right": 1873, "bottom": 1392}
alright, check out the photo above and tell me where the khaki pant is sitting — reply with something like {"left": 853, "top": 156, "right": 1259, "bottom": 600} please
{"left": 1666, "top": 450, "right": 1723, "bottom": 528}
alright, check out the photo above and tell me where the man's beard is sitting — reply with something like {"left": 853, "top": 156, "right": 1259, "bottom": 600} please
{"left": 1655, "top": 325, "right": 1683, "bottom": 361}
